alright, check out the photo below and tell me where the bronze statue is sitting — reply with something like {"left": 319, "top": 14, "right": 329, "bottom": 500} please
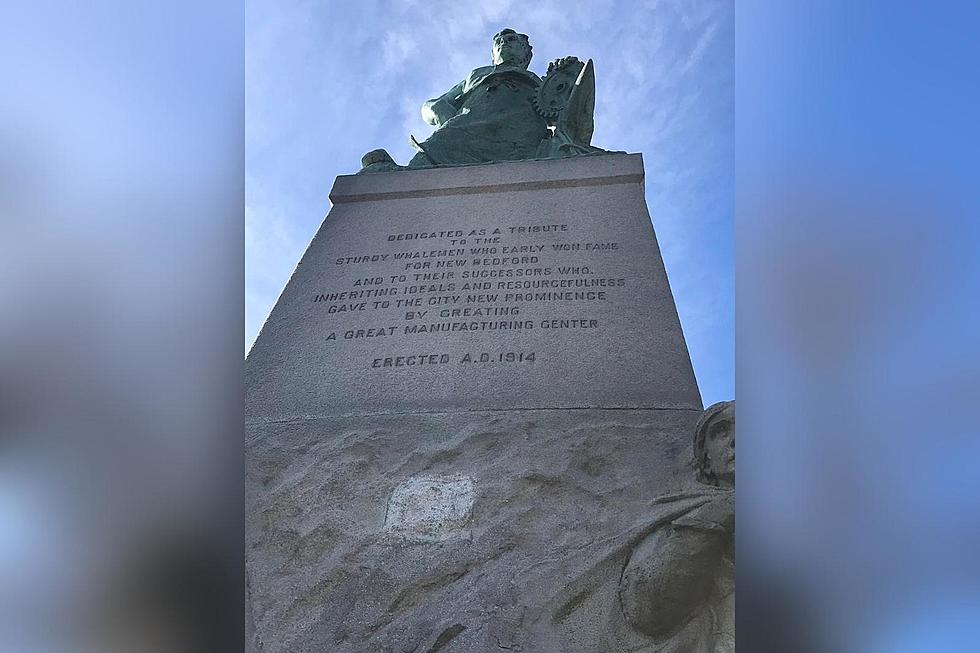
{"left": 360, "top": 29, "right": 605, "bottom": 172}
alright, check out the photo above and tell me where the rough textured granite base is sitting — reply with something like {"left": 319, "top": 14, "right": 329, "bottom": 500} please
{"left": 247, "top": 407, "right": 701, "bottom": 653}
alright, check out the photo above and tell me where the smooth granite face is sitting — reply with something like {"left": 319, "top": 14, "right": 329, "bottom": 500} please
{"left": 246, "top": 154, "right": 702, "bottom": 419}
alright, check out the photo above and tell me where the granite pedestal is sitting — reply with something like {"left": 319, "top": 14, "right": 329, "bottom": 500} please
{"left": 246, "top": 153, "right": 703, "bottom": 652}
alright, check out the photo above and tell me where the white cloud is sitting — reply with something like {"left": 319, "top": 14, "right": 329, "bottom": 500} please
{"left": 679, "top": 14, "right": 720, "bottom": 75}
{"left": 382, "top": 32, "right": 420, "bottom": 70}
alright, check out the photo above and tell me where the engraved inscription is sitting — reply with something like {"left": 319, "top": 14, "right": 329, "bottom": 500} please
{"left": 311, "top": 222, "right": 631, "bottom": 369}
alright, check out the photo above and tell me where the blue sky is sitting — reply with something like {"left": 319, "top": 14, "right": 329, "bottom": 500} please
{"left": 246, "top": 0, "right": 733, "bottom": 405}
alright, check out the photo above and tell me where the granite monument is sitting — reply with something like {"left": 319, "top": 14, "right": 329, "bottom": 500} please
{"left": 246, "top": 28, "right": 733, "bottom": 653}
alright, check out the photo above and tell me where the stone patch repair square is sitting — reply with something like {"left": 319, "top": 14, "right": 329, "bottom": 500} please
{"left": 384, "top": 474, "right": 476, "bottom": 543}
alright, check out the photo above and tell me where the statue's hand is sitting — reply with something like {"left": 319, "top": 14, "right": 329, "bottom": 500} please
{"left": 546, "top": 56, "right": 581, "bottom": 76}
{"left": 421, "top": 98, "right": 458, "bottom": 127}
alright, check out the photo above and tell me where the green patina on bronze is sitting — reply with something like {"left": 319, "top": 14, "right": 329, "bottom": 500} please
{"left": 360, "top": 29, "right": 608, "bottom": 173}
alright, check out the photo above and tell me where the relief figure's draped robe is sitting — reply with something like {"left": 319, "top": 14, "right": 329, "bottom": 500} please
{"left": 527, "top": 488, "right": 735, "bottom": 653}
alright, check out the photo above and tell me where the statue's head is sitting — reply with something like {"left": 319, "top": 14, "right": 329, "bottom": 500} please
{"left": 492, "top": 28, "right": 532, "bottom": 69}
{"left": 693, "top": 401, "right": 735, "bottom": 487}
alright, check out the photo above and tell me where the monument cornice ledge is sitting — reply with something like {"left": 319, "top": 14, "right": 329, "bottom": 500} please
{"left": 245, "top": 404, "right": 704, "bottom": 424}
{"left": 329, "top": 152, "right": 644, "bottom": 204}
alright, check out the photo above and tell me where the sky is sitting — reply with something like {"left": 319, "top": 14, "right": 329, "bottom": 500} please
{"left": 246, "top": 0, "right": 733, "bottom": 406}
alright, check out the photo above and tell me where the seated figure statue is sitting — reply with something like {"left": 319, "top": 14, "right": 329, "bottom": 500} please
{"left": 360, "top": 29, "right": 606, "bottom": 172}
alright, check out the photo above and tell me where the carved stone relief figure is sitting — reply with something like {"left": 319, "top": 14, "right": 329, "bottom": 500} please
{"left": 619, "top": 400, "right": 736, "bottom": 652}
{"left": 525, "top": 403, "right": 735, "bottom": 652}
{"left": 360, "top": 29, "right": 607, "bottom": 172}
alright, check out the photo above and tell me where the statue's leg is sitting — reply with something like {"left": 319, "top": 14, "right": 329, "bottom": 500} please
{"left": 407, "top": 151, "right": 436, "bottom": 169}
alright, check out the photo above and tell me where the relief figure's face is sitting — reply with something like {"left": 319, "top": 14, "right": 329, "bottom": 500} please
{"left": 492, "top": 32, "right": 530, "bottom": 68}
{"left": 703, "top": 407, "right": 735, "bottom": 485}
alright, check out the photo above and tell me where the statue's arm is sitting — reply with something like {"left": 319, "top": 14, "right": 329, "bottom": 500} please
{"left": 620, "top": 496, "right": 733, "bottom": 637}
{"left": 421, "top": 79, "right": 466, "bottom": 127}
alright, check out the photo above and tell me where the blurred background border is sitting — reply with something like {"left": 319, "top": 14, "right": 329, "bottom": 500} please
{"left": 1, "top": 1, "right": 978, "bottom": 651}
